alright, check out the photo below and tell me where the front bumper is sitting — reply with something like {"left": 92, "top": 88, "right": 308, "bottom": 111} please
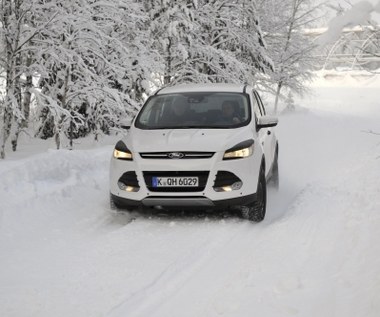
{"left": 110, "top": 148, "right": 262, "bottom": 208}
{"left": 111, "top": 193, "right": 257, "bottom": 210}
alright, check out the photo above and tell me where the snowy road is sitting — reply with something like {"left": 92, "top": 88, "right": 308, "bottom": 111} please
{"left": 1, "top": 84, "right": 380, "bottom": 316}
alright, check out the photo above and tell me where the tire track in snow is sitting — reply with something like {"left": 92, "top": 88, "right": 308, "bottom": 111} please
{"left": 106, "top": 220, "right": 253, "bottom": 317}
{"left": 107, "top": 152, "right": 380, "bottom": 317}
{"left": 200, "top": 157, "right": 380, "bottom": 317}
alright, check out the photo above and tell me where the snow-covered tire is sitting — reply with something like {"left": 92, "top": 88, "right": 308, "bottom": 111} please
{"left": 241, "top": 167, "right": 267, "bottom": 222}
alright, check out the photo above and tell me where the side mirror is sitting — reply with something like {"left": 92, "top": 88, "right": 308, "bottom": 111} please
{"left": 257, "top": 116, "right": 278, "bottom": 130}
{"left": 119, "top": 118, "right": 133, "bottom": 130}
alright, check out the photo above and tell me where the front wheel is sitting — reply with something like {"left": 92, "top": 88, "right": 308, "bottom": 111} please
{"left": 240, "top": 168, "right": 267, "bottom": 222}
{"left": 110, "top": 193, "right": 121, "bottom": 211}
{"left": 109, "top": 193, "right": 133, "bottom": 213}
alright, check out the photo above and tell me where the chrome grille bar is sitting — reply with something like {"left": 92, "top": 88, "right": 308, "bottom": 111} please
{"left": 140, "top": 152, "right": 214, "bottom": 159}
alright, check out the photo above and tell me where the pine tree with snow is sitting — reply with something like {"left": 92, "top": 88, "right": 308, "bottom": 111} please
{"left": 285, "top": 91, "right": 296, "bottom": 112}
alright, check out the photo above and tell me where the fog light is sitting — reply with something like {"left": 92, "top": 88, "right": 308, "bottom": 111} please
{"left": 214, "top": 181, "right": 243, "bottom": 192}
{"left": 117, "top": 181, "right": 139, "bottom": 192}
{"left": 231, "top": 181, "right": 243, "bottom": 190}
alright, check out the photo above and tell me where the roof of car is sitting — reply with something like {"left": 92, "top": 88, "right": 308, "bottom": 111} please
{"left": 156, "top": 83, "right": 250, "bottom": 95}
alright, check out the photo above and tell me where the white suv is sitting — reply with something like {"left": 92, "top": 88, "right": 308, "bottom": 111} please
{"left": 110, "top": 84, "right": 278, "bottom": 221}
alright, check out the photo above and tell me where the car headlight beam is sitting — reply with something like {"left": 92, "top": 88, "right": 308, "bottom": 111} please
{"left": 223, "top": 146, "right": 253, "bottom": 160}
{"left": 113, "top": 140, "right": 133, "bottom": 161}
{"left": 223, "top": 139, "right": 254, "bottom": 160}
{"left": 113, "top": 149, "right": 133, "bottom": 160}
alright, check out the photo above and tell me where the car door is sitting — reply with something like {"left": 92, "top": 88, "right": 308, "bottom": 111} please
{"left": 253, "top": 91, "right": 276, "bottom": 175}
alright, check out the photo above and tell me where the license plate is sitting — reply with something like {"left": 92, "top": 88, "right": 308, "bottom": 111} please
{"left": 152, "top": 177, "right": 199, "bottom": 187}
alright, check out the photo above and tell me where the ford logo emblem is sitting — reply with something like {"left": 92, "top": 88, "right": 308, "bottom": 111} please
{"left": 168, "top": 152, "right": 185, "bottom": 159}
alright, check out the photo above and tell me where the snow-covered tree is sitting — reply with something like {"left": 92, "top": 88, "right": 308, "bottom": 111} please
{"left": 180, "top": 0, "right": 273, "bottom": 84}
{"left": 257, "top": 0, "right": 323, "bottom": 113}
{"left": 143, "top": 0, "right": 273, "bottom": 85}
{"left": 0, "top": 0, "right": 20, "bottom": 159}
{"left": 142, "top": 0, "right": 198, "bottom": 85}
{"left": 34, "top": 0, "right": 154, "bottom": 148}
{"left": 0, "top": 0, "right": 55, "bottom": 158}
{"left": 0, "top": 0, "right": 292, "bottom": 157}
{"left": 0, "top": 0, "right": 157, "bottom": 155}
{"left": 319, "top": 0, "right": 380, "bottom": 46}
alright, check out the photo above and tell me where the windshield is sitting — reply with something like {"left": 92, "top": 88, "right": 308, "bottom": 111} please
{"left": 135, "top": 92, "right": 251, "bottom": 129}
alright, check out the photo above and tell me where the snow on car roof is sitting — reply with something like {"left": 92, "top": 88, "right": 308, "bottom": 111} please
{"left": 157, "top": 83, "right": 249, "bottom": 95}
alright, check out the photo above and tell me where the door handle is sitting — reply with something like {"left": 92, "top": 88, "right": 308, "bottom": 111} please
{"left": 267, "top": 130, "right": 271, "bottom": 135}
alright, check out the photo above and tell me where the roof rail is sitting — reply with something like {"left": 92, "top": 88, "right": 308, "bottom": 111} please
{"left": 154, "top": 87, "right": 164, "bottom": 95}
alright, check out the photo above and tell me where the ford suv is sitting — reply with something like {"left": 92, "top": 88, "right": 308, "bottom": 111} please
{"left": 110, "top": 84, "right": 278, "bottom": 221}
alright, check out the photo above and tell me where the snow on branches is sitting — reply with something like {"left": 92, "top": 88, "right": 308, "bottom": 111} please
{"left": 0, "top": 0, "right": 323, "bottom": 156}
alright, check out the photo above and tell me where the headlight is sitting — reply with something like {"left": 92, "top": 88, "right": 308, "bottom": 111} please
{"left": 223, "top": 140, "right": 254, "bottom": 160}
{"left": 113, "top": 140, "right": 133, "bottom": 161}
{"left": 113, "top": 149, "right": 133, "bottom": 160}
{"left": 223, "top": 146, "right": 253, "bottom": 159}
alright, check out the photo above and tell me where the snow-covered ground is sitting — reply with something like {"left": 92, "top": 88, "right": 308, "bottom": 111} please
{"left": 1, "top": 75, "right": 380, "bottom": 317}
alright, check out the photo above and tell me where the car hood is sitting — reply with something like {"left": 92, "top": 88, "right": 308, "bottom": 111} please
{"left": 125, "top": 127, "right": 253, "bottom": 153}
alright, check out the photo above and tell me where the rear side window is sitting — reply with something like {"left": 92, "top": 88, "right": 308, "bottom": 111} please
{"left": 135, "top": 92, "right": 251, "bottom": 129}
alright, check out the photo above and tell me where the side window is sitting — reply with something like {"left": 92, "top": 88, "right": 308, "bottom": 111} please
{"left": 251, "top": 90, "right": 262, "bottom": 119}
{"left": 254, "top": 91, "right": 266, "bottom": 116}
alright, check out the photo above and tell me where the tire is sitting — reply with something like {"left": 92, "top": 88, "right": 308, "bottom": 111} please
{"left": 109, "top": 193, "right": 128, "bottom": 213}
{"left": 241, "top": 167, "right": 267, "bottom": 222}
{"left": 269, "top": 144, "right": 279, "bottom": 190}
{"left": 110, "top": 193, "right": 120, "bottom": 211}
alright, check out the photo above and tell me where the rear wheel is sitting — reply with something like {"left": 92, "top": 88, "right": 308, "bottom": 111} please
{"left": 241, "top": 167, "right": 267, "bottom": 222}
